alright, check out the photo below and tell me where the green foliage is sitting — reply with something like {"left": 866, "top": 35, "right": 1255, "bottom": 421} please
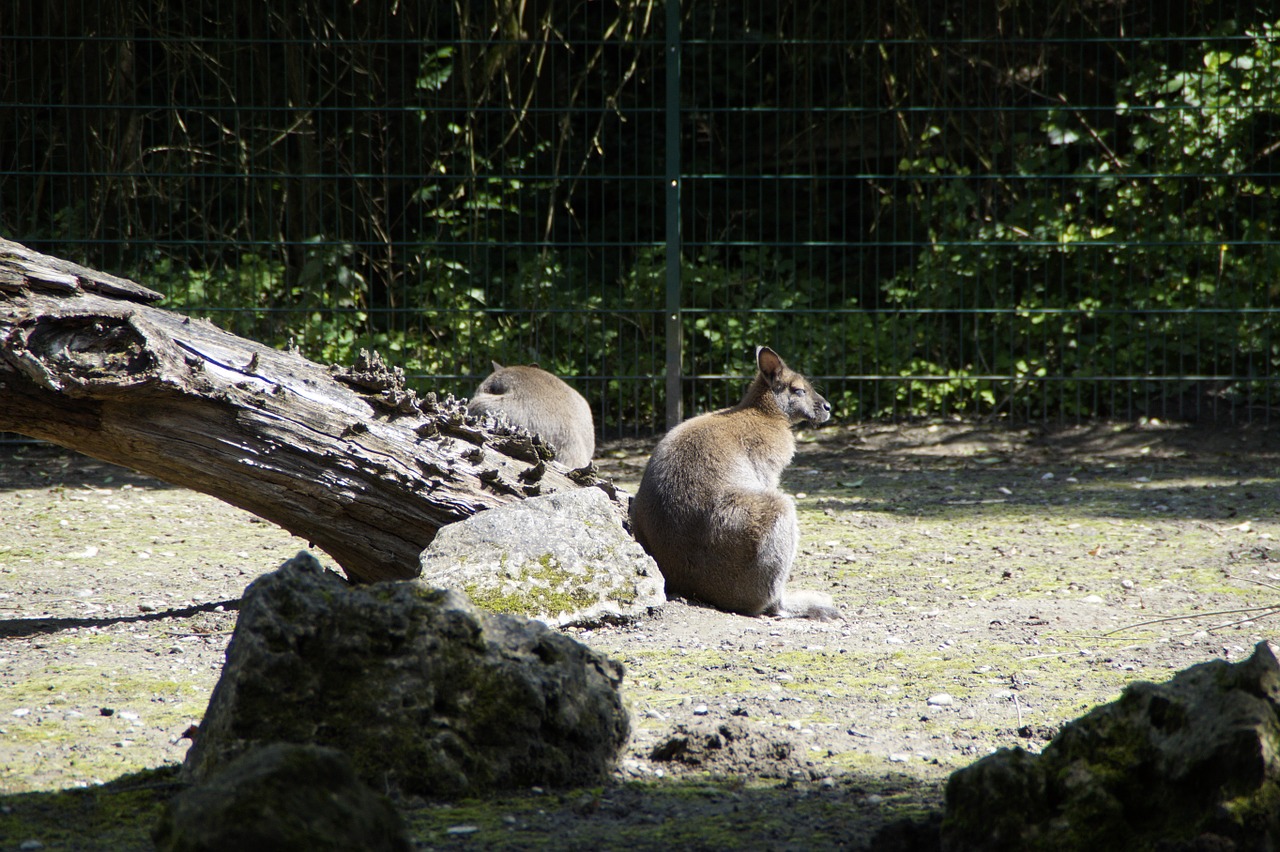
{"left": 879, "top": 19, "right": 1280, "bottom": 417}
{"left": 17, "top": 7, "right": 1280, "bottom": 428}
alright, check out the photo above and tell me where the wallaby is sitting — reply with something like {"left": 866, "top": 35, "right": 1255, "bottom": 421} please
{"left": 467, "top": 362, "right": 596, "bottom": 469}
{"left": 630, "top": 346, "right": 839, "bottom": 620}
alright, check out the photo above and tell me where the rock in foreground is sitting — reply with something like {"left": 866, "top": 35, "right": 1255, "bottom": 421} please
{"left": 944, "top": 641, "right": 1280, "bottom": 851}
{"left": 181, "top": 553, "right": 630, "bottom": 797}
{"left": 156, "top": 743, "right": 409, "bottom": 852}
{"left": 419, "top": 488, "right": 665, "bottom": 626}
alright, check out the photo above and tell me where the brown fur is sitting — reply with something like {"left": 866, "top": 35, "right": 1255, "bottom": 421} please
{"left": 467, "top": 362, "right": 595, "bottom": 469}
{"left": 630, "top": 347, "right": 838, "bottom": 620}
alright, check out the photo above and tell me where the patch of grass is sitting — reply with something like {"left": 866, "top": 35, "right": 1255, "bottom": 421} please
{"left": 0, "top": 767, "right": 180, "bottom": 851}
{"left": 401, "top": 774, "right": 942, "bottom": 851}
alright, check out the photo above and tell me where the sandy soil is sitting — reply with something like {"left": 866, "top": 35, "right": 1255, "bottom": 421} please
{"left": 2, "top": 419, "right": 1278, "bottom": 849}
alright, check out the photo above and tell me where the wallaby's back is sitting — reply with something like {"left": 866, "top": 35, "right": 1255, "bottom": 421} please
{"left": 631, "top": 347, "right": 837, "bottom": 619}
{"left": 467, "top": 363, "right": 595, "bottom": 468}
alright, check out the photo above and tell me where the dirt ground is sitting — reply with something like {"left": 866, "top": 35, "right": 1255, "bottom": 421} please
{"left": 2, "top": 418, "right": 1279, "bottom": 849}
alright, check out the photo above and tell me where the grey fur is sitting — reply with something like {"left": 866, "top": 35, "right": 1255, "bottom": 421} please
{"left": 467, "top": 362, "right": 596, "bottom": 469}
{"left": 630, "top": 347, "right": 839, "bottom": 620}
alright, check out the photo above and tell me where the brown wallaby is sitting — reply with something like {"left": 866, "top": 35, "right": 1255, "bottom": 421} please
{"left": 630, "top": 346, "right": 839, "bottom": 620}
{"left": 467, "top": 362, "right": 596, "bottom": 469}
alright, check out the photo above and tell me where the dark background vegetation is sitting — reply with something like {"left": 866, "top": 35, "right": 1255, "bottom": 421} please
{"left": 2, "top": 1, "right": 1278, "bottom": 432}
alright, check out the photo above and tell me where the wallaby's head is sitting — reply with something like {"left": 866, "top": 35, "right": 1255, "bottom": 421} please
{"left": 753, "top": 346, "right": 832, "bottom": 425}
{"left": 473, "top": 361, "right": 506, "bottom": 396}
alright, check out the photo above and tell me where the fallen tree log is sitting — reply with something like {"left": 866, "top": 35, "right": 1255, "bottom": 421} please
{"left": 0, "top": 237, "right": 617, "bottom": 583}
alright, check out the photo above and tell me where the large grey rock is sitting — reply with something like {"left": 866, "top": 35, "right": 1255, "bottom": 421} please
{"left": 943, "top": 641, "right": 1280, "bottom": 851}
{"left": 182, "top": 553, "right": 630, "bottom": 797}
{"left": 156, "top": 743, "right": 409, "bottom": 852}
{"left": 418, "top": 487, "right": 665, "bottom": 627}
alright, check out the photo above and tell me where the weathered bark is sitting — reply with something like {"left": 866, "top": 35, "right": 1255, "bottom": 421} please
{"left": 0, "top": 237, "right": 617, "bottom": 582}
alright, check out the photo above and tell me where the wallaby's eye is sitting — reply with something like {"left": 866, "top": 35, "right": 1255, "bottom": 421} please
{"left": 792, "top": 386, "right": 806, "bottom": 396}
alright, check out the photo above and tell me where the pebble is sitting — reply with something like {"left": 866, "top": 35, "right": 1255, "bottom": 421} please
{"left": 926, "top": 693, "right": 953, "bottom": 707}
{"left": 888, "top": 753, "right": 910, "bottom": 763}
{"left": 692, "top": 704, "right": 709, "bottom": 716}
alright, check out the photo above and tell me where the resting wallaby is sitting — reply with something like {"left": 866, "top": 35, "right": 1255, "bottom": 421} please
{"left": 467, "top": 362, "right": 595, "bottom": 469}
{"left": 630, "top": 346, "right": 838, "bottom": 620}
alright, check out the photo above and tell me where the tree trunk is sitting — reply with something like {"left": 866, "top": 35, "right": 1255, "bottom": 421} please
{"left": 0, "top": 237, "right": 618, "bottom": 583}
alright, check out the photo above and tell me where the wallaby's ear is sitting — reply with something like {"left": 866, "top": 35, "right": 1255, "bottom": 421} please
{"left": 491, "top": 360, "right": 504, "bottom": 372}
{"left": 756, "top": 346, "right": 785, "bottom": 379}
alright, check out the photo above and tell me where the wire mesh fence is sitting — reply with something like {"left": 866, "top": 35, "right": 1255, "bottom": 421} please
{"left": 3, "top": 1, "right": 1278, "bottom": 437}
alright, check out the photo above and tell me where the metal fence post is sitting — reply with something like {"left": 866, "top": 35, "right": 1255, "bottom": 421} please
{"left": 663, "top": 0, "right": 683, "bottom": 431}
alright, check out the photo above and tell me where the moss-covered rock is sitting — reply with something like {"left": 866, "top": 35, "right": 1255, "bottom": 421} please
{"left": 180, "top": 552, "right": 630, "bottom": 797}
{"left": 419, "top": 487, "right": 665, "bottom": 626}
{"left": 943, "top": 641, "right": 1280, "bottom": 851}
{"left": 156, "top": 743, "right": 409, "bottom": 851}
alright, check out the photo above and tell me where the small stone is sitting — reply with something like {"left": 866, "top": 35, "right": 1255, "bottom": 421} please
{"left": 692, "top": 704, "right": 709, "bottom": 716}
{"left": 445, "top": 826, "right": 479, "bottom": 835}
{"left": 889, "top": 753, "right": 910, "bottom": 763}
{"left": 927, "top": 694, "right": 954, "bottom": 707}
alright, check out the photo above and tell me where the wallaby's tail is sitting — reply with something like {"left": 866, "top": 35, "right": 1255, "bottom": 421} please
{"left": 774, "top": 590, "right": 841, "bottom": 621}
